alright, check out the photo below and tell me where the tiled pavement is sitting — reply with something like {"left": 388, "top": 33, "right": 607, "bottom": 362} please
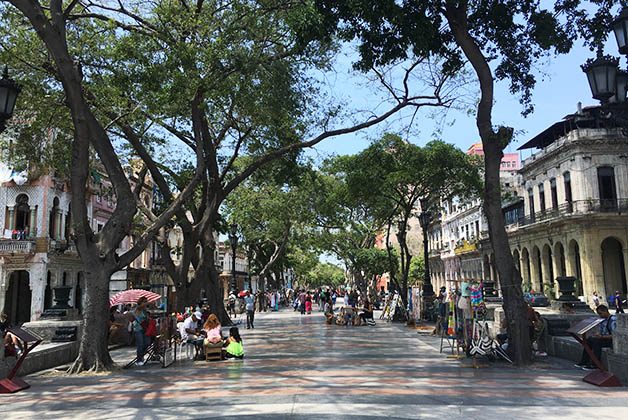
{"left": 2, "top": 309, "right": 628, "bottom": 419}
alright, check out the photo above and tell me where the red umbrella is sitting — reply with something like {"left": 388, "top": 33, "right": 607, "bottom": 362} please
{"left": 238, "top": 290, "right": 248, "bottom": 297}
{"left": 109, "top": 289, "right": 161, "bottom": 306}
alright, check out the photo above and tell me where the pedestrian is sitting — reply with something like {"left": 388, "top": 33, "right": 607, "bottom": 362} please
{"left": 592, "top": 291, "right": 600, "bottom": 310}
{"left": 613, "top": 291, "right": 624, "bottom": 314}
{"left": 132, "top": 296, "right": 150, "bottom": 366}
{"left": 270, "top": 291, "right": 276, "bottom": 311}
{"left": 305, "top": 292, "right": 312, "bottom": 314}
{"left": 575, "top": 305, "right": 616, "bottom": 370}
{"left": 343, "top": 292, "right": 349, "bottom": 307}
{"left": 244, "top": 290, "right": 256, "bottom": 329}
{"left": 228, "top": 291, "right": 236, "bottom": 317}
{"left": 299, "top": 290, "right": 306, "bottom": 315}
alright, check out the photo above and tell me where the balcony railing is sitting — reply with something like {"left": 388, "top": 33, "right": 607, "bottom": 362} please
{"left": 0, "top": 240, "right": 35, "bottom": 253}
{"left": 509, "top": 199, "right": 628, "bottom": 228}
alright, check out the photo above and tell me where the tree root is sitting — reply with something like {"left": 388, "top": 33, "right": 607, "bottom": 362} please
{"left": 66, "top": 356, "right": 114, "bottom": 375}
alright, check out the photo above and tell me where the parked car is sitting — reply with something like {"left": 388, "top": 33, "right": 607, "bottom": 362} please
{"left": 524, "top": 292, "right": 550, "bottom": 307}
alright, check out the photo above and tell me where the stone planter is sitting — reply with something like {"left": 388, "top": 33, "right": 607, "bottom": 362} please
{"left": 556, "top": 276, "right": 578, "bottom": 301}
{"left": 51, "top": 285, "right": 73, "bottom": 309}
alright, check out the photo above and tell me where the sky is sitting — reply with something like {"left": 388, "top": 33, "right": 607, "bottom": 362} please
{"left": 306, "top": 34, "right": 620, "bottom": 162}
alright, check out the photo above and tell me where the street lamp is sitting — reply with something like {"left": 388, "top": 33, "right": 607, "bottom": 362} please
{"left": 582, "top": 5, "right": 628, "bottom": 105}
{"left": 0, "top": 66, "right": 22, "bottom": 134}
{"left": 418, "top": 197, "right": 434, "bottom": 298}
{"left": 228, "top": 224, "right": 239, "bottom": 293}
{"left": 613, "top": 6, "right": 628, "bottom": 55}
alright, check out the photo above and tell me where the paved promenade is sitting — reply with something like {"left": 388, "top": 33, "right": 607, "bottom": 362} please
{"left": 2, "top": 309, "right": 628, "bottom": 419}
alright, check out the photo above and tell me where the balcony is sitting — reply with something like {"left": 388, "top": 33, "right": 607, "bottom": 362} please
{"left": 0, "top": 240, "right": 35, "bottom": 254}
{"left": 509, "top": 199, "right": 628, "bottom": 228}
{"left": 454, "top": 240, "right": 478, "bottom": 255}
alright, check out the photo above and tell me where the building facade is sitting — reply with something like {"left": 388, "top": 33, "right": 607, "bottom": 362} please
{"left": 0, "top": 172, "right": 85, "bottom": 323}
{"left": 428, "top": 113, "right": 628, "bottom": 305}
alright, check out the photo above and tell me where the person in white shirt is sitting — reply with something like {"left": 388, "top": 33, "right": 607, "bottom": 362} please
{"left": 181, "top": 311, "right": 202, "bottom": 342}
{"left": 343, "top": 292, "right": 349, "bottom": 307}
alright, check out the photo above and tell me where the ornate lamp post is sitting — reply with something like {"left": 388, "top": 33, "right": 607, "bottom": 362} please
{"left": 582, "top": 5, "right": 628, "bottom": 105}
{"left": 418, "top": 197, "right": 434, "bottom": 299}
{"left": 386, "top": 242, "right": 395, "bottom": 292}
{"left": 228, "top": 224, "right": 239, "bottom": 293}
{"left": 0, "top": 66, "right": 22, "bottom": 134}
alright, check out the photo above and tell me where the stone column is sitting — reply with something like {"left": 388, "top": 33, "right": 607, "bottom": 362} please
{"left": 531, "top": 250, "right": 541, "bottom": 291}
{"left": 29, "top": 206, "right": 37, "bottom": 237}
{"left": 541, "top": 250, "right": 552, "bottom": 291}
{"left": 55, "top": 211, "right": 62, "bottom": 240}
{"left": 0, "top": 270, "right": 7, "bottom": 321}
{"left": 7, "top": 205, "right": 15, "bottom": 233}
{"left": 581, "top": 230, "right": 604, "bottom": 298}
{"left": 521, "top": 253, "right": 530, "bottom": 285}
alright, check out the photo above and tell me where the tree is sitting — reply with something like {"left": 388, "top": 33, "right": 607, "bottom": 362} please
{"left": 309, "top": 0, "right": 616, "bottom": 366}
{"left": 305, "top": 262, "right": 345, "bottom": 289}
{"left": 1, "top": 0, "right": 457, "bottom": 372}
{"left": 407, "top": 256, "right": 425, "bottom": 286}
{"left": 345, "top": 134, "right": 480, "bottom": 305}
{"left": 225, "top": 161, "right": 318, "bottom": 295}
{"left": 309, "top": 156, "right": 391, "bottom": 293}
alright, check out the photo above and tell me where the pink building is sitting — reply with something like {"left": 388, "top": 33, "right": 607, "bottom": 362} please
{"left": 466, "top": 142, "right": 519, "bottom": 171}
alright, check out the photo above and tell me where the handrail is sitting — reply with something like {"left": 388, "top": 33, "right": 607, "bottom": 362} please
{"left": 508, "top": 198, "right": 628, "bottom": 227}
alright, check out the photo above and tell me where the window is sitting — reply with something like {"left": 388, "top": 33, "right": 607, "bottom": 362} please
{"left": 597, "top": 167, "right": 617, "bottom": 201}
{"left": 506, "top": 161, "right": 511, "bottom": 168}
{"left": 564, "top": 172, "right": 572, "bottom": 203}
{"left": 528, "top": 188, "right": 535, "bottom": 219}
{"left": 475, "top": 220, "right": 479, "bottom": 235}
{"left": 597, "top": 166, "right": 617, "bottom": 210}
{"left": 550, "top": 178, "right": 558, "bottom": 209}
{"left": 538, "top": 184, "right": 546, "bottom": 212}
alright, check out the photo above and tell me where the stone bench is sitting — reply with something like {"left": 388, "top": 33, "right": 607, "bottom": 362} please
{"left": 1, "top": 341, "right": 79, "bottom": 379}
{"left": 546, "top": 335, "right": 611, "bottom": 368}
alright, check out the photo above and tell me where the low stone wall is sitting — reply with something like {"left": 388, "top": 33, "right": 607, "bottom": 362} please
{"left": 21, "top": 320, "right": 84, "bottom": 343}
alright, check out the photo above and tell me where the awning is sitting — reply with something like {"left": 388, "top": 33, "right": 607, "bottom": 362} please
{"left": 518, "top": 111, "right": 597, "bottom": 150}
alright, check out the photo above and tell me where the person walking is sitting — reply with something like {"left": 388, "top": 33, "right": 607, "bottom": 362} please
{"left": 613, "top": 291, "right": 624, "bottom": 314}
{"left": 299, "top": 290, "right": 306, "bottom": 315}
{"left": 305, "top": 292, "right": 312, "bottom": 314}
{"left": 244, "top": 290, "right": 256, "bottom": 329}
{"left": 592, "top": 291, "right": 600, "bottom": 310}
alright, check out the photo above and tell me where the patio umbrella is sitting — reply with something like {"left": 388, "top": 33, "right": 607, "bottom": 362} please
{"left": 238, "top": 290, "right": 248, "bottom": 297}
{"left": 109, "top": 289, "right": 161, "bottom": 306}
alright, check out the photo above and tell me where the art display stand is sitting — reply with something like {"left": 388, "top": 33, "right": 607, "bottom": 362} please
{"left": 0, "top": 327, "right": 42, "bottom": 393}
{"left": 441, "top": 280, "right": 467, "bottom": 360}
{"left": 567, "top": 317, "right": 622, "bottom": 387}
{"left": 462, "top": 290, "right": 488, "bottom": 370}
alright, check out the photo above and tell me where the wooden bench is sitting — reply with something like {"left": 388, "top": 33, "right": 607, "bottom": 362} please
{"left": 204, "top": 341, "right": 223, "bottom": 361}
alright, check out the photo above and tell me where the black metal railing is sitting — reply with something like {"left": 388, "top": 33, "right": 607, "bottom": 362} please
{"left": 509, "top": 198, "right": 628, "bottom": 227}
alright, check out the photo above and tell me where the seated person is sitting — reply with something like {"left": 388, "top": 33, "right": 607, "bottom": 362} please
{"left": 1, "top": 313, "right": 23, "bottom": 357}
{"left": 181, "top": 311, "right": 203, "bottom": 342}
{"left": 203, "top": 314, "right": 223, "bottom": 347}
{"left": 575, "top": 305, "right": 615, "bottom": 370}
{"left": 496, "top": 318, "right": 508, "bottom": 347}
{"left": 223, "top": 327, "right": 244, "bottom": 359}
{"left": 531, "top": 311, "right": 546, "bottom": 356}
{"left": 359, "top": 298, "right": 374, "bottom": 325}
{"left": 108, "top": 306, "right": 123, "bottom": 345}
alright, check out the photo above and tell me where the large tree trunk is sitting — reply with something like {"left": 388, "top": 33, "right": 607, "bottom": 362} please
{"left": 67, "top": 265, "right": 114, "bottom": 373}
{"left": 445, "top": 2, "right": 531, "bottom": 365}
